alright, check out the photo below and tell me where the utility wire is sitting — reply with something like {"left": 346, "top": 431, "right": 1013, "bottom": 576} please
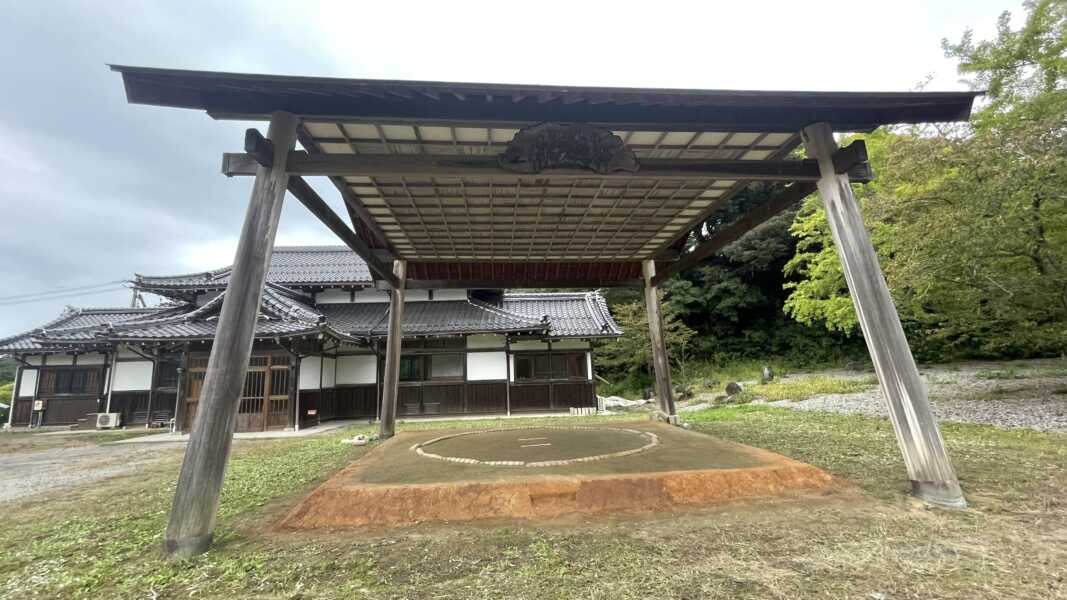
{"left": 0, "top": 280, "right": 129, "bottom": 302}
{"left": 0, "top": 286, "right": 130, "bottom": 307}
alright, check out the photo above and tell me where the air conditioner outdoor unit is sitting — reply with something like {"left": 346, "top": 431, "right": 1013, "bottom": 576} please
{"left": 96, "top": 413, "right": 121, "bottom": 429}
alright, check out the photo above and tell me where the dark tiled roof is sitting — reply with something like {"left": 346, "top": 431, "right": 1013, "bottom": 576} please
{"left": 99, "top": 285, "right": 328, "bottom": 342}
{"left": 319, "top": 299, "right": 547, "bottom": 338}
{"left": 134, "top": 246, "right": 372, "bottom": 296}
{"left": 0, "top": 307, "right": 167, "bottom": 352}
{"left": 504, "top": 292, "right": 623, "bottom": 337}
{"left": 2, "top": 289, "right": 622, "bottom": 353}
{"left": 5, "top": 244, "right": 623, "bottom": 352}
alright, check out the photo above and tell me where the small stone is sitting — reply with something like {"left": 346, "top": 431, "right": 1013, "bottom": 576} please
{"left": 760, "top": 366, "right": 774, "bottom": 383}
{"left": 725, "top": 381, "right": 743, "bottom": 396}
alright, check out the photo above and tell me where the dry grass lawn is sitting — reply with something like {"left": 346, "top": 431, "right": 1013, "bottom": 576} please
{"left": 0, "top": 408, "right": 1064, "bottom": 599}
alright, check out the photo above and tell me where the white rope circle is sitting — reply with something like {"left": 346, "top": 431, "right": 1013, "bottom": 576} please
{"left": 410, "top": 426, "right": 659, "bottom": 467}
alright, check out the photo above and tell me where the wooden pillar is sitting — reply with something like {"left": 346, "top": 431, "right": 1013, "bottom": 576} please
{"left": 163, "top": 111, "right": 298, "bottom": 558}
{"left": 145, "top": 353, "right": 158, "bottom": 429}
{"left": 378, "top": 259, "right": 406, "bottom": 439}
{"left": 642, "top": 259, "right": 677, "bottom": 422}
{"left": 8, "top": 363, "right": 23, "bottom": 427}
{"left": 289, "top": 357, "right": 300, "bottom": 431}
{"left": 801, "top": 122, "right": 965, "bottom": 508}
{"left": 505, "top": 339, "right": 512, "bottom": 416}
{"left": 105, "top": 350, "right": 117, "bottom": 413}
{"left": 172, "top": 345, "right": 189, "bottom": 433}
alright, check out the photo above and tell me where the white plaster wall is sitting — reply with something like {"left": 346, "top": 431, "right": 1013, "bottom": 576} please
{"left": 48, "top": 355, "right": 74, "bottom": 366}
{"left": 587, "top": 352, "right": 593, "bottom": 381}
{"left": 315, "top": 289, "right": 352, "bottom": 304}
{"left": 404, "top": 290, "right": 430, "bottom": 302}
{"left": 553, "top": 339, "right": 590, "bottom": 350}
{"left": 112, "top": 361, "right": 154, "bottom": 391}
{"left": 433, "top": 289, "right": 467, "bottom": 301}
{"left": 510, "top": 340, "right": 548, "bottom": 351}
{"left": 468, "top": 352, "right": 507, "bottom": 381}
{"left": 336, "top": 355, "right": 377, "bottom": 385}
{"left": 19, "top": 370, "right": 38, "bottom": 397}
{"left": 77, "top": 353, "right": 106, "bottom": 365}
{"left": 352, "top": 289, "right": 389, "bottom": 303}
{"left": 466, "top": 334, "right": 505, "bottom": 349}
{"left": 321, "top": 357, "right": 337, "bottom": 388}
{"left": 299, "top": 356, "right": 321, "bottom": 390}
{"left": 26, "top": 356, "right": 42, "bottom": 366}
{"left": 508, "top": 354, "right": 516, "bottom": 382}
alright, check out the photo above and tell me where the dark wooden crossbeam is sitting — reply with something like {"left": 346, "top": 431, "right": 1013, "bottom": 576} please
{"left": 650, "top": 140, "right": 870, "bottom": 284}
{"left": 651, "top": 181, "right": 818, "bottom": 285}
{"left": 222, "top": 150, "right": 873, "bottom": 182}
{"left": 285, "top": 177, "right": 399, "bottom": 287}
{"left": 241, "top": 127, "right": 399, "bottom": 283}
{"left": 244, "top": 128, "right": 274, "bottom": 168}
{"left": 402, "top": 277, "right": 645, "bottom": 289}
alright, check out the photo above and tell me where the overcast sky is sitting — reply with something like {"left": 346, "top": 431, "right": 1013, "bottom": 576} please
{"left": 0, "top": 0, "right": 1021, "bottom": 337}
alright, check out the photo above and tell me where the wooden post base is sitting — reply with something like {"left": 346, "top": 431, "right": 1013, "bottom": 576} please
{"left": 162, "top": 533, "right": 213, "bottom": 560}
{"left": 912, "top": 480, "right": 967, "bottom": 509}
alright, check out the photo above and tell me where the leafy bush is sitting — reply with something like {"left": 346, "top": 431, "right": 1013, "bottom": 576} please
{"left": 0, "top": 382, "right": 12, "bottom": 423}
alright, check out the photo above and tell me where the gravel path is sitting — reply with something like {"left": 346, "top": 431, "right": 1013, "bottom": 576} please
{"left": 768, "top": 363, "right": 1067, "bottom": 433}
{"left": 0, "top": 442, "right": 184, "bottom": 503}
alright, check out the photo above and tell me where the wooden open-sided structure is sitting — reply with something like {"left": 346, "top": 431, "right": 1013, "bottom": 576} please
{"left": 110, "top": 66, "right": 979, "bottom": 557}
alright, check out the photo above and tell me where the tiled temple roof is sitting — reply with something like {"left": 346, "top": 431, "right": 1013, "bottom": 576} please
{"left": 318, "top": 298, "right": 548, "bottom": 338}
{"left": 504, "top": 292, "right": 623, "bottom": 337}
{"left": 2, "top": 250, "right": 622, "bottom": 354}
{"left": 0, "top": 307, "right": 167, "bottom": 352}
{"left": 134, "top": 246, "right": 373, "bottom": 299}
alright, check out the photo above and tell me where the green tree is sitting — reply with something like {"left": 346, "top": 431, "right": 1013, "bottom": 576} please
{"left": 0, "top": 357, "right": 16, "bottom": 384}
{"left": 0, "top": 381, "right": 12, "bottom": 422}
{"left": 595, "top": 295, "right": 695, "bottom": 388}
{"left": 784, "top": 1, "right": 1067, "bottom": 359}
{"left": 666, "top": 183, "right": 863, "bottom": 364}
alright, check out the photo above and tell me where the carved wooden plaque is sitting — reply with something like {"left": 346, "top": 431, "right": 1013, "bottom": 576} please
{"left": 498, "top": 122, "right": 639, "bottom": 174}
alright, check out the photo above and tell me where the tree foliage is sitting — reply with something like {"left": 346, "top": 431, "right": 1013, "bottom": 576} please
{"left": 594, "top": 294, "right": 695, "bottom": 387}
{"left": 666, "top": 184, "right": 864, "bottom": 363}
{"left": 0, "top": 358, "right": 16, "bottom": 385}
{"left": 785, "top": 1, "right": 1067, "bottom": 359}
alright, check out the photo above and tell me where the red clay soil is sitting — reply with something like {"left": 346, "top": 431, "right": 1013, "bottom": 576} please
{"left": 280, "top": 423, "right": 838, "bottom": 529}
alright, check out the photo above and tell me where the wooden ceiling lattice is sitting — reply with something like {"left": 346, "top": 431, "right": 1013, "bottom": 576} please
{"left": 303, "top": 121, "right": 798, "bottom": 261}
{"left": 112, "top": 65, "right": 980, "bottom": 285}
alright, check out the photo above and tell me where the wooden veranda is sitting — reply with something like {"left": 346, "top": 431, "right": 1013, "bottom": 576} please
{"left": 111, "top": 66, "right": 979, "bottom": 557}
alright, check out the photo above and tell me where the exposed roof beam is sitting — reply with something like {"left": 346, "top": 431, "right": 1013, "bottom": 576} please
{"left": 651, "top": 181, "right": 817, "bottom": 285}
{"left": 285, "top": 176, "right": 399, "bottom": 287}
{"left": 650, "top": 139, "right": 870, "bottom": 282}
{"left": 294, "top": 126, "right": 396, "bottom": 254}
{"left": 221, "top": 151, "right": 873, "bottom": 182}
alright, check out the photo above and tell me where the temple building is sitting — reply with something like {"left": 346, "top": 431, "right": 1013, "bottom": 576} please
{"left": 0, "top": 246, "right": 620, "bottom": 431}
